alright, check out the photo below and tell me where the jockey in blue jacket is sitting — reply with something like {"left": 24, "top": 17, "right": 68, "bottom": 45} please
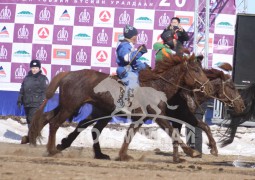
{"left": 116, "top": 24, "right": 148, "bottom": 111}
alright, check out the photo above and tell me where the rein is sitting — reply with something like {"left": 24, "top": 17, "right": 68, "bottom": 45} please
{"left": 157, "top": 62, "right": 210, "bottom": 94}
{"left": 208, "top": 79, "right": 241, "bottom": 107}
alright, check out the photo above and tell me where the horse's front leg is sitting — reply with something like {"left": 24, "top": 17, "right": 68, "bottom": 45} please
{"left": 196, "top": 120, "right": 218, "bottom": 156}
{"left": 118, "top": 116, "right": 144, "bottom": 161}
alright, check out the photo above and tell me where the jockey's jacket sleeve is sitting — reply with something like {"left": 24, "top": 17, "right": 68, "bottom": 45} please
{"left": 116, "top": 41, "right": 143, "bottom": 67}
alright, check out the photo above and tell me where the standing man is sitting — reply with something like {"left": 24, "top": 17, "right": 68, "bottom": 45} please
{"left": 17, "top": 59, "right": 49, "bottom": 144}
{"left": 161, "top": 17, "right": 189, "bottom": 56}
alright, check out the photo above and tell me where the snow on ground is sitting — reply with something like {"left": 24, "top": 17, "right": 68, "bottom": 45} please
{"left": 0, "top": 118, "right": 255, "bottom": 157}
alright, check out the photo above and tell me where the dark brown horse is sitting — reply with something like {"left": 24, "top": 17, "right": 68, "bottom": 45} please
{"left": 29, "top": 54, "right": 212, "bottom": 162}
{"left": 220, "top": 83, "right": 255, "bottom": 147}
{"left": 169, "top": 68, "right": 245, "bottom": 157}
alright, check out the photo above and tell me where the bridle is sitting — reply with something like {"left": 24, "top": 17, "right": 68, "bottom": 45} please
{"left": 158, "top": 61, "right": 210, "bottom": 94}
{"left": 209, "top": 79, "right": 242, "bottom": 107}
{"left": 185, "top": 61, "right": 210, "bottom": 94}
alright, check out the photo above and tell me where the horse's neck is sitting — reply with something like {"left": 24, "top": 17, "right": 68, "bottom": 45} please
{"left": 141, "top": 64, "right": 185, "bottom": 99}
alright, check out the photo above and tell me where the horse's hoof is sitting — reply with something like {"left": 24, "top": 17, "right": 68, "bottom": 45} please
{"left": 118, "top": 154, "right": 134, "bottom": 161}
{"left": 210, "top": 149, "right": 218, "bottom": 156}
{"left": 173, "top": 157, "right": 186, "bottom": 164}
{"left": 183, "top": 146, "right": 201, "bottom": 158}
{"left": 95, "top": 153, "right": 111, "bottom": 160}
{"left": 21, "top": 136, "right": 29, "bottom": 144}
{"left": 56, "top": 144, "right": 65, "bottom": 151}
{"left": 48, "top": 149, "right": 61, "bottom": 156}
{"left": 191, "top": 150, "right": 202, "bottom": 158}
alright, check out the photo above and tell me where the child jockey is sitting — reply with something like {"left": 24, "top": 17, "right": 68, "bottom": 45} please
{"left": 116, "top": 24, "right": 148, "bottom": 113}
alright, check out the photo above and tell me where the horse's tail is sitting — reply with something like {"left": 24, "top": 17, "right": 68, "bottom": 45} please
{"left": 29, "top": 105, "right": 61, "bottom": 145}
{"left": 46, "top": 71, "right": 69, "bottom": 99}
{"left": 29, "top": 99, "right": 48, "bottom": 145}
{"left": 29, "top": 72, "right": 69, "bottom": 145}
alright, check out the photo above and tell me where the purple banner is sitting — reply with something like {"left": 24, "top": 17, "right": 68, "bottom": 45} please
{"left": 53, "top": 25, "right": 73, "bottom": 45}
{"left": 0, "top": 4, "right": 16, "bottom": 23}
{"left": 32, "top": 44, "right": 52, "bottom": 64}
{"left": 11, "top": 63, "right": 29, "bottom": 83}
{"left": 71, "top": 46, "right": 91, "bottom": 66}
{"left": 92, "top": 27, "right": 113, "bottom": 47}
{"left": 51, "top": 64, "right": 71, "bottom": 77}
{"left": 114, "top": 8, "right": 134, "bottom": 28}
{"left": 74, "top": 7, "right": 94, "bottom": 26}
{"left": 0, "top": 43, "right": 12, "bottom": 62}
{"left": 213, "top": 34, "right": 234, "bottom": 55}
{"left": 13, "top": 24, "right": 33, "bottom": 43}
{"left": 35, "top": 5, "right": 55, "bottom": 24}
{"left": 1, "top": 0, "right": 195, "bottom": 11}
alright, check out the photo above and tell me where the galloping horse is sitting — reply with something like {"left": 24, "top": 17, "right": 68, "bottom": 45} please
{"left": 168, "top": 68, "right": 245, "bottom": 156}
{"left": 55, "top": 66, "right": 245, "bottom": 161}
{"left": 29, "top": 54, "right": 212, "bottom": 163}
{"left": 220, "top": 83, "right": 255, "bottom": 147}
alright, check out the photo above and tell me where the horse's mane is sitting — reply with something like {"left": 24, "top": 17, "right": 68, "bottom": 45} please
{"left": 221, "top": 83, "right": 255, "bottom": 147}
{"left": 203, "top": 68, "right": 229, "bottom": 81}
{"left": 139, "top": 54, "right": 193, "bottom": 83}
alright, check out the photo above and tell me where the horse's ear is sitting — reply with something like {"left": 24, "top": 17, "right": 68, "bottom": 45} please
{"left": 196, "top": 55, "right": 204, "bottom": 62}
{"left": 182, "top": 48, "right": 190, "bottom": 55}
{"left": 188, "top": 53, "right": 196, "bottom": 62}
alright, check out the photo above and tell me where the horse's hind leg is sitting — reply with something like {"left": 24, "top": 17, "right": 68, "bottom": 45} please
{"left": 56, "top": 117, "right": 95, "bottom": 151}
{"left": 196, "top": 120, "right": 218, "bottom": 156}
{"left": 92, "top": 118, "right": 111, "bottom": 160}
{"left": 47, "top": 109, "right": 72, "bottom": 155}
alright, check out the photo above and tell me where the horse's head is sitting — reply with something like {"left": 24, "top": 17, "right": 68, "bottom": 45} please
{"left": 217, "top": 76, "right": 245, "bottom": 113}
{"left": 182, "top": 54, "right": 213, "bottom": 95}
{"left": 203, "top": 68, "right": 245, "bottom": 113}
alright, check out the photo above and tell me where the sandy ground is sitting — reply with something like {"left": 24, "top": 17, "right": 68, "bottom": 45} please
{"left": 0, "top": 143, "right": 255, "bottom": 180}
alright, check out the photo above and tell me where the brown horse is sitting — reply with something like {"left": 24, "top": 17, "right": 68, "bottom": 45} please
{"left": 29, "top": 54, "right": 212, "bottom": 162}
{"left": 55, "top": 68, "right": 245, "bottom": 162}
{"left": 167, "top": 68, "right": 245, "bottom": 157}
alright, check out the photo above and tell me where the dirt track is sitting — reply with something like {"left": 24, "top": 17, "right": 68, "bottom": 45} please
{"left": 0, "top": 142, "right": 255, "bottom": 180}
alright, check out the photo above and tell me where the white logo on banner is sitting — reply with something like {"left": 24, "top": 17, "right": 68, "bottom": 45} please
{"left": 39, "top": 7, "right": 50, "bottom": 21}
{"left": 55, "top": 67, "right": 64, "bottom": 75}
{"left": 159, "top": 13, "right": 170, "bottom": 27}
{"left": 79, "top": 9, "right": 90, "bottom": 23}
{"left": 137, "top": 31, "right": 148, "bottom": 44}
{"left": 57, "top": 27, "right": 68, "bottom": 41}
{"left": 0, "top": 45, "right": 7, "bottom": 59}
{"left": 15, "top": 65, "right": 26, "bottom": 79}
{"left": 119, "top": 10, "right": 130, "bottom": 24}
{"left": 0, "top": 6, "right": 11, "bottom": 20}
{"left": 36, "top": 46, "right": 47, "bottom": 61}
{"left": 217, "top": 36, "right": 228, "bottom": 47}
{"left": 97, "top": 29, "right": 108, "bottom": 44}
{"left": 18, "top": 25, "right": 29, "bottom": 39}
{"left": 76, "top": 48, "right": 87, "bottom": 62}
